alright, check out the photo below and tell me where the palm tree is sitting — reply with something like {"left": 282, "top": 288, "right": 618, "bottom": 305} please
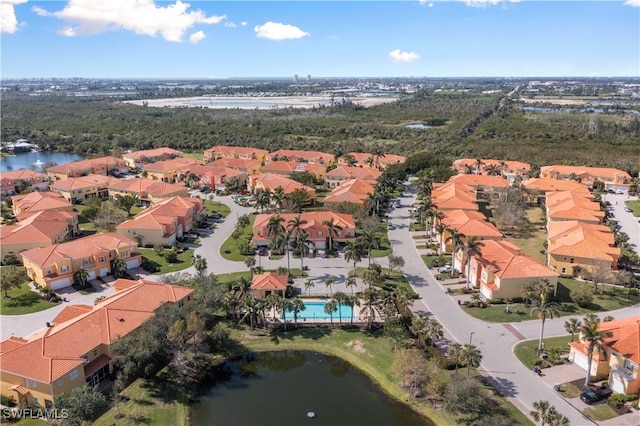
{"left": 470, "top": 292, "right": 482, "bottom": 307}
{"left": 345, "top": 295, "right": 360, "bottom": 325}
{"left": 293, "top": 230, "right": 312, "bottom": 271}
{"left": 357, "top": 228, "right": 380, "bottom": 267}
{"left": 324, "top": 277, "right": 335, "bottom": 295}
{"left": 343, "top": 240, "right": 363, "bottom": 277}
{"left": 426, "top": 209, "right": 438, "bottom": 238}
{"left": 322, "top": 217, "right": 343, "bottom": 253}
{"left": 244, "top": 256, "right": 256, "bottom": 277}
{"left": 281, "top": 299, "right": 294, "bottom": 331}
{"left": 342, "top": 154, "right": 357, "bottom": 167}
{"left": 255, "top": 189, "right": 271, "bottom": 213}
{"left": 410, "top": 315, "right": 429, "bottom": 348}
{"left": 564, "top": 318, "right": 582, "bottom": 342}
{"left": 474, "top": 158, "right": 484, "bottom": 175}
{"left": 345, "top": 276, "right": 357, "bottom": 295}
{"left": 460, "top": 344, "right": 482, "bottom": 378}
{"left": 303, "top": 279, "right": 314, "bottom": 295}
{"left": 74, "top": 269, "right": 89, "bottom": 287}
{"left": 425, "top": 319, "right": 444, "bottom": 348}
{"left": 362, "top": 264, "right": 383, "bottom": 289}
{"left": 434, "top": 223, "right": 446, "bottom": 254}
{"left": 462, "top": 237, "right": 483, "bottom": 290}
{"left": 531, "top": 293, "right": 561, "bottom": 351}
{"left": 444, "top": 227, "right": 465, "bottom": 275}
{"left": 267, "top": 214, "right": 286, "bottom": 238}
{"left": 360, "top": 288, "right": 380, "bottom": 330}
{"left": 290, "top": 297, "right": 306, "bottom": 328}
{"left": 324, "top": 299, "right": 337, "bottom": 327}
{"left": 372, "top": 147, "right": 386, "bottom": 170}
{"left": 449, "top": 343, "right": 463, "bottom": 377}
{"left": 110, "top": 258, "right": 127, "bottom": 278}
{"left": 485, "top": 164, "right": 501, "bottom": 176}
{"left": 530, "top": 400, "right": 551, "bottom": 426}
{"left": 333, "top": 291, "right": 348, "bottom": 326}
{"left": 266, "top": 293, "right": 281, "bottom": 322}
{"left": 272, "top": 186, "right": 285, "bottom": 213}
{"left": 393, "top": 286, "right": 413, "bottom": 318}
{"left": 240, "top": 297, "right": 259, "bottom": 331}
{"left": 521, "top": 283, "right": 536, "bottom": 308}
{"left": 581, "top": 316, "right": 612, "bottom": 386}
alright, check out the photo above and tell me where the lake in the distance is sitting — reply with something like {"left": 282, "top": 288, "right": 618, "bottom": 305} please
{"left": 192, "top": 350, "right": 432, "bottom": 426}
{"left": 0, "top": 152, "right": 85, "bottom": 172}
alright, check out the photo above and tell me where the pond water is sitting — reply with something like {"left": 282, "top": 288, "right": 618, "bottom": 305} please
{"left": 192, "top": 350, "right": 433, "bottom": 426}
{"left": 0, "top": 151, "right": 85, "bottom": 172}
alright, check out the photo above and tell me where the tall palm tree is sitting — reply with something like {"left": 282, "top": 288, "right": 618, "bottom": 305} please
{"left": 324, "top": 299, "right": 337, "bottom": 327}
{"left": 290, "top": 297, "right": 306, "bottom": 328}
{"left": 303, "top": 279, "right": 314, "bottom": 295}
{"left": 333, "top": 291, "right": 348, "bottom": 326}
{"left": 410, "top": 315, "right": 429, "bottom": 348}
{"left": 324, "top": 277, "right": 335, "bottom": 295}
{"left": 581, "top": 316, "right": 612, "bottom": 386}
{"left": 393, "top": 286, "right": 413, "bottom": 317}
{"left": 322, "top": 217, "right": 343, "bottom": 253}
{"left": 294, "top": 230, "right": 311, "bottom": 271}
{"left": 426, "top": 209, "right": 438, "bottom": 238}
{"left": 372, "top": 147, "right": 386, "bottom": 170}
{"left": 485, "top": 164, "right": 501, "bottom": 176}
{"left": 360, "top": 288, "right": 380, "bottom": 330}
{"left": 345, "top": 276, "right": 357, "bottom": 295}
{"left": 434, "top": 223, "right": 446, "bottom": 254}
{"left": 255, "top": 189, "right": 271, "bottom": 213}
{"left": 474, "top": 158, "right": 484, "bottom": 175}
{"left": 345, "top": 295, "right": 360, "bottom": 325}
{"left": 449, "top": 343, "right": 463, "bottom": 377}
{"left": 272, "top": 186, "right": 285, "bottom": 213}
{"left": 530, "top": 400, "right": 551, "bottom": 426}
{"left": 521, "top": 283, "right": 536, "bottom": 308}
{"left": 462, "top": 237, "right": 484, "bottom": 290}
{"left": 343, "top": 240, "right": 363, "bottom": 277}
{"left": 531, "top": 293, "right": 561, "bottom": 351}
{"left": 287, "top": 215, "right": 307, "bottom": 238}
{"left": 444, "top": 227, "right": 465, "bottom": 274}
{"left": 357, "top": 228, "right": 380, "bottom": 267}
{"left": 267, "top": 214, "right": 285, "bottom": 239}
{"left": 426, "top": 319, "right": 444, "bottom": 348}
{"left": 564, "top": 318, "right": 582, "bottom": 342}
{"left": 460, "top": 344, "right": 482, "bottom": 378}
{"left": 110, "top": 258, "right": 127, "bottom": 278}
{"left": 266, "top": 293, "right": 281, "bottom": 322}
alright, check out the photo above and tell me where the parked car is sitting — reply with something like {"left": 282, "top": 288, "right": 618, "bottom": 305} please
{"left": 257, "top": 247, "right": 268, "bottom": 256}
{"left": 579, "top": 386, "right": 612, "bottom": 405}
{"left": 438, "top": 265, "right": 452, "bottom": 274}
{"left": 616, "top": 189, "right": 625, "bottom": 195}
{"left": 624, "top": 206, "right": 632, "bottom": 213}
{"left": 387, "top": 223, "right": 396, "bottom": 230}
{"left": 604, "top": 201, "right": 612, "bottom": 206}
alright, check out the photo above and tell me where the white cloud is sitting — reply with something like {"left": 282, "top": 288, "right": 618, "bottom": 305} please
{"left": 58, "top": 26, "right": 75, "bottom": 37}
{"left": 389, "top": 49, "right": 420, "bottom": 63}
{"left": 189, "top": 30, "right": 204, "bottom": 43}
{"left": 462, "top": 0, "right": 520, "bottom": 6}
{"left": 624, "top": 0, "right": 640, "bottom": 7}
{"left": 35, "top": 0, "right": 226, "bottom": 42}
{"left": 418, "top": 0, "right": 434, "bottom": 6}
{"left": 240, "top": 21, "right": 247, "bottom": 26}
{"left": 254, "top": 21, "right": 309, "bottom": 40}
{"left": 224, "top": 21, "right": 236, "bottom": 28}
{"left": 328, "top": 34, "right": 339, "bottom": 40}
{"left": 1, "top": 0, "right": 28, "bottom": 34}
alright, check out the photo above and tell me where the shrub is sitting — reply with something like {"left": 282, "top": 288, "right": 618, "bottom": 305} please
{"left": 165, "top": 251, "right": 178, "bottom": 263}
{"left": 1, "top": 394, "right": 16, "bottom": 407}
{"left": 424, "top": 346, "right": 449, "bottom": 369}
{"left": 141, "top": 259, "right": 158, "bottom": 273}
{"left": 571, "top": 287, "right": 593, "bottom": 307}
{"left": 486, "top": 298, "right": 505, "bottom": 305}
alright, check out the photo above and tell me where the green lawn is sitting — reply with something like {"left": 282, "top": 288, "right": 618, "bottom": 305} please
{"left": 513, "top": 335, "right": 572, "bottom": 369}
{"left": 421, "top": 254, "right": 448, "bottom": 267}
{"left": 139, "top": 248, "right": 194, "bottom": 274}
{"left": 354, "top": 267, "right": 418, "bottom": 297}
{"left": 464, "top": 278, "right": 640, "bottom": 323}
{"left": 220, "top": 214, "right": 256, "bottom": 261}
{"left": 129, "top": 205, "right": 145, "bottom": 216}
{"left": 624, "top": 199, "right": 640, "bottom": 217}
{"left": 215, "top": 268, "right": 304, "bottom": 288}
{"left": 584, "top": 404, "right": 619, "bottom": 422}
{"left": 182, "top": 151, "right": 204, "bottom": 161}
{"left": 203, "top": 200, "right": 231, "bottom": 217}
{"left": 0, "top": 280, "right": 58, "bottom": 315}
{"left": 93, "top": 368, "right": 189, "bottom": 426}
{"left": 370, "top": 223, "right": 392, "bottom": 258}
{"left": 502, "top": 206, "right": 547, "bottom": 263}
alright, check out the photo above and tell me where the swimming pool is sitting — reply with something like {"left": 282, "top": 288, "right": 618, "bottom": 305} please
{"left": 282, "top": 301, "right": 354, "bottom": 321}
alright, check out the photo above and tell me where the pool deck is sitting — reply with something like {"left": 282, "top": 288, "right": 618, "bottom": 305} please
{"left": 268, "top": 298, "right": 365, "bottom": 325}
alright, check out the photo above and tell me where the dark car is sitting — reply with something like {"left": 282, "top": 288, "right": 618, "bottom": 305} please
{"left": 579, "top": 386, "right": 612, "bottom": 405}
{"left": 257, "top": 247, "right": 268, "bottom": 256}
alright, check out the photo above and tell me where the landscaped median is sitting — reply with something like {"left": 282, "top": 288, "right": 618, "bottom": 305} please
{"left": 220, "top": 213, "right": 255, "bottom": 261}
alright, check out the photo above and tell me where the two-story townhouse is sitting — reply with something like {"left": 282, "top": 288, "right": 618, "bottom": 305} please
{"left": 430, "top": 182, "right": 478, "bottom": 212}
{"left": 260, "top": 161, "right": 327, "bottom": 183}
{"left": 452, "top": 158, "right": 531, "bottom": 184}
{"left": 339, "top": 152, "right": 407, "bottom": 170}
{"left": 545, "top": 191, "right": 605, "bottom": 225}
{"left": 0, "top": 211, "right": 78, "bottom": 258}
{"left": 11, "top": 191, "right": 74, "bottom": 216}
{"left": 467, "top": 239, "right": 560, "bottom": 300}
{"left": 122, "top": 148, "right": 183, "bottom": 169}
{"left": 325, "top": 167, "right": 381, "bottom": 189}
{"left": 521, "top": 178, "right": 590, "bottom": 204}
{"left": 252, "top": 211, "right": 356, "bottom": 250}
{"left": 20, "top": 233, "right": 141, "bottom": 290}
{"left": 49, "top": 174, "right": 115, "bottom": 204}
{"left": 0, "top": 170, "right": 50, "bottom": 195}
{"left": 0, "top": 279, "right": 193, "bottom": 408}
{"left": 203, "top": 145, "right": 269, "bottom": 163}
{"left": 142, "top": 157, "right": 203, "bottom": 183}
{"left": 46, "top": 157, "right": 128, "bottom": 181}
{"left": 266, "top": 149, "right": 335, "bottom": 166}
{"left": 323, "top": 178, "right": 375, "bottom": 211}
{"left": 208, "top": 158, "right": 262, "bottom": 176}
{"left": 185, "top": 164, "right": 247, "bottom": 191}
{"left": 569, "top": 317, "right": 640, "bottom": 395}
{"left": 437, "top": 210, "right": 503, "bottom": 261}
{"left": 447, "top": 174, "right": 509, "bottom": 200}
{"left": 108, "top": 178, "right": 189, "bottom": 206}
{"left": 250, "top": 173, "right": 316, "bottom": 204}
{"left": 540, "top": 165, "right": 632, "bottom": 192}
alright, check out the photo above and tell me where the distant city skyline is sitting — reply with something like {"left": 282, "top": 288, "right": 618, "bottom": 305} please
{"left": 1, "top": 1, "right": 639, "bottom": 79}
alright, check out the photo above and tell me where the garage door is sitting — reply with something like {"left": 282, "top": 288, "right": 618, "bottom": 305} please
{"left": 572, "top": 352, "right": 589, "bottom": 371}
{"left": 99, "top": 268, "right": 109, "bottom": 277}
{"left": 126, "top": 259, "right": 139, "bottom": 269}
{"left": 86, "top": 270, "right": 96, "bottom": 280}
{"left": 50, "top": 277, "right": 71, "bottom": 290}
{"left": 610, "top": 377, "right": 626, "bottom": 394}
{"left": 480, "top": 284, "right": 492, "bottom": 300}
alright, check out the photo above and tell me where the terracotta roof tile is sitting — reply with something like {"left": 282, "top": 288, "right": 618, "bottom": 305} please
{"left": 476, "top": 240, "right": 559, "bottom": 279}
{"left": 251, "top": 272, "right": 288, "bottom": 290}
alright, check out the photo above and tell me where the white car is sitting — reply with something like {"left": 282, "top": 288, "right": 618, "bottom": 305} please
{"left": 616, "top": 189, "right": 625, "bottom": 195}
{"left": 438, "top": 265, "right": 452, "bottom": 274}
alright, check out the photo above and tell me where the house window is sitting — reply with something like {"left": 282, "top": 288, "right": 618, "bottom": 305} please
{"left": 623, "top": 358, "right": 634, "bottom": 372}
{"left": 563, "top": 257, "right": 567, "bottom": 261}
{"left": 120, "top": 251, "right": 128, "bottom": 258}
{"left": 31, "top": 380, "right": 36, "bottom": 387}
{"left": 561, "top": 268, "right": 566, "bottom": 274}
{"left": 57, "top": 379, "right": 63, "bottom": 387}
{"left": 83, "top": 258, "right": 90, "bottom": 265}
{"left": 70, "top": 369, "right": 79, "bottom": 380}
{"left": 99, "top": 256, "right": 106, "bottom": 263}
{"left": 569, "top": 258, "right": 574, "bottom": 264}
{"left": 23, "top": 378, "right": 28, "bottom": 388}
{"left": 33, "top": 397, "right": 40, "bottom": 407}
{"left": 93, "top": 349, "right": 98, "bottom": 357}
{"left": 60, "top": 265, "right": 69, "bottom": 273}
{"left": 318, "top": 232, "right": 323, "bottom": 237}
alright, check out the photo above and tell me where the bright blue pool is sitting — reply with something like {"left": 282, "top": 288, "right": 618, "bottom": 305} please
{"left": 282, "top": 301, "right": 354, "bottom": 321}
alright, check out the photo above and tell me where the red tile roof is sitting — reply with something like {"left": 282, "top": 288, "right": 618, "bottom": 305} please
{"left": 11, "top": 191, "right": 73, "bottom": 214}
{"left": 50, "top": 174, "right": 116, "bottom": 192}
{"left": 324, "top": 178, "right": 374, "bottom": 205}
{"left": 476, "top": 240, "right": 559, "bottom": 279}
{"left": 251, "top": 272, "right": 288, "bottom": 291}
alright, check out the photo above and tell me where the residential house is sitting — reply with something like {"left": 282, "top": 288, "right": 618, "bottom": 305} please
{"left": 185, "top": 164, "right": 247, "bottom": 191}
{"left": 0, "top": 170, "right": 49, "bottom": 195}
{"left": 437, "top": 210, "right": 502, "bottom": 257}
{"left": 122, "top": 148, "right": 183, "bottom": 169}
{"left": 325, "top": 167, "right": 381, "bottom": 189}
{"left": 266, "top": 149, "right": 335, "bottom": 166}
{"left": 11, "top": 191, "right": 74, "bottom": 216}
{"left": 452, "top": 158, "right": 531, "bottom": 184}
{"left": 521, "top": 178, "right": 590, "bottom": 204}
{"left": 142, "top": 157, "right": 203, "bottom": 183}
{"left": 250, "top": 173, "right": 316, "bottom": 204}
{"left": 117, "top": 196, "right": 205, "bottom": 247}
{"left": 0, "top": 279, "right": 193, "bottom": 408}
{"left": 547, "top": 220, "right": 620, "bottom": 277}
{"left": 540, "top": 165, "right": 632, "bottom": 192}
{"left": 323, "top": 178, "right": 375, "bottom": 210}
{"left": 208, "top": 158, "right": 262, "bottom": 177}
{"left": 46, "top": 157, "right": 128, "bottom": 181}
{"left": 339, "top": 152, "right": 407, "bottom": 169}
{"left": 430, "top": 182, "right": 478, "bottom": 212}
{"left": 447, "top": 174, "right": 509, "bottom": 200}
{"left": 545, "top": 191, "right": 605, "bottom": 225}
{"left": 252, "top": 211, "right": 356, "bottom": 250}
{"left": 0, "top": 211, "right": 78, "bottom": 258}
{"left": 49, "top": 174, "right": 115, "bottom": 204}
{"left": 467, "top": 239, "right": 559, "bottom": 300}
{"left": 20, "top": 233, "right": 141, "bottom": 289}
{"left": 260, "top": 161, "right": 327, "bottom": 182}
{"left": 569, "top": 317, "right": 640, "bottom": 395}
{"left": 204, "top": 145, "right": 268, "bottom": 163}
{"left": 250, "top": 272, "right": 288, "bottom": 298}
{"left": 108, "top": 178, "right": 189, "bottom": 206}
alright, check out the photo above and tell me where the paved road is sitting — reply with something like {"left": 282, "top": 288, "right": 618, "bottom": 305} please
{"left": 602, "top": 192, "right": 640, "bottom": 257}
{"left": 390, "top": 187, "right": 640, "bottom": 426}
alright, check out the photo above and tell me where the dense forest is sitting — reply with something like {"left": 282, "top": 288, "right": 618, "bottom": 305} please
{"left": 2, "top": 90, "right": 639, "bottom": 176}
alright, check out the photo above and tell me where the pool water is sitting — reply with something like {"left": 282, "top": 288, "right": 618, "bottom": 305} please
{"left": 282, "top": 301, "right": 354, "bottom": 321}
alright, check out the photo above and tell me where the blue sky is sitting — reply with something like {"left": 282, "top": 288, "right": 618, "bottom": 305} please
{"left": 1, "top": 1, "right": 639, "bottom": 78}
